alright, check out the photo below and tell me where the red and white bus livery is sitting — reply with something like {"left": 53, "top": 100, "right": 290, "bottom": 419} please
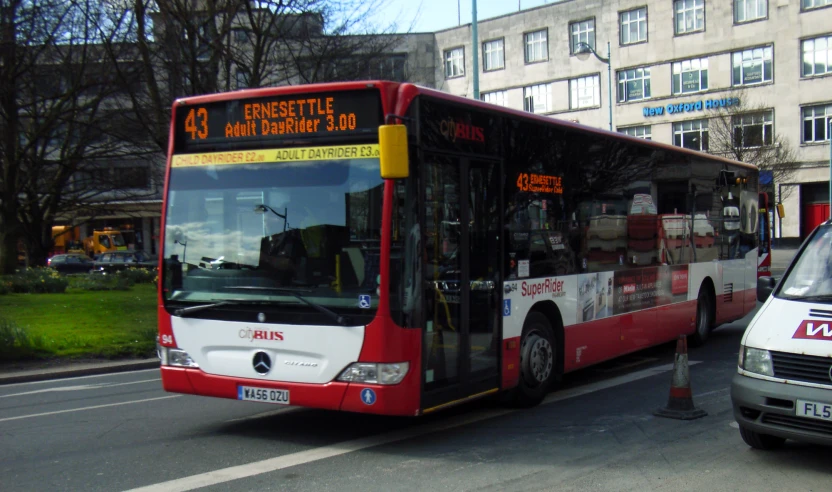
{"left": 158, "top": 81, "right": 759, "bottom": 416}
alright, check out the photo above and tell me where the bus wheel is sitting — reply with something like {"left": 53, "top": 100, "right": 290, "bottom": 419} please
{"left": 512, "top": 311, "right": 556, "bottom": 407}
{"left": 690, "top": 286, "right": 714, "bottom": 347}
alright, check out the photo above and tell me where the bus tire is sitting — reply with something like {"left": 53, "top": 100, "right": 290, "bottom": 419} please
{"left": 510, "top": 311, "right": 556, "bottom": 407}
{"left": 690, "top": 285, "right": 714, "bottom": 347}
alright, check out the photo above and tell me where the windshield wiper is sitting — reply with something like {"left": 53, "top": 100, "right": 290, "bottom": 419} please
{"left": 174, "top": 300, "right": 236, "bottom": 317}
{"left": 223, "top": 286, "right": 352, "bottom": 326}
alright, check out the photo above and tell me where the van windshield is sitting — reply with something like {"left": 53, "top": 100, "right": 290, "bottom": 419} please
{"left": 777, "top": 224, "right": 832, "bottom": 302}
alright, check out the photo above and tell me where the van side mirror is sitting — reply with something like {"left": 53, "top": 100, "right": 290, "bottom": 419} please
{"left": 757, "top": 276, "right": 776, "bottom": 303}
{"left": 379, "top": 124, "right": 409, "bottom": 179}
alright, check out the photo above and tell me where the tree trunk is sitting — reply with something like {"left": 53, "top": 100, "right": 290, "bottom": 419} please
{"left": 0, "top": 216, "right": 22, "bottom": 274}
{"left": 25, "top": 221, "right": 53, "bottom": 268}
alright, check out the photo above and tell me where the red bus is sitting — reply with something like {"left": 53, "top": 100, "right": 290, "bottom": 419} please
{"left": 157, "top": 81, "right": 759, "bottom": 416}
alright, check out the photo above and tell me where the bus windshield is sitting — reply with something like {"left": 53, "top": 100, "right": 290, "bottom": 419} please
{"left": 162, "top": 152, "right": 384, "bottom": 314}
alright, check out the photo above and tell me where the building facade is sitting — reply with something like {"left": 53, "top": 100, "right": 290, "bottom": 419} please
{"left": 431, "top": 0, "right": 832, "bottom": 243}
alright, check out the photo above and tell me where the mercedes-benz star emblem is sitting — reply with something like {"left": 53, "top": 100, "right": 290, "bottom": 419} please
{"left": 829, "top": 365, "right": 832, "bottom": 383}
{"left": 253, "top": 351, "right": 271, "bottom": 375}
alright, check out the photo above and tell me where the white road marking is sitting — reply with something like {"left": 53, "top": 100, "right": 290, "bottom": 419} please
{"left": 0, "top": 395, "right": 180, "bottom": 423}
{"left": 125, "top": 362, "right": 691, "bottom": 492}
{"left": 0, "top": 379, "right": 161, "bottom": 399}
{"left": 0, "top": 368, "right": 160, "bottom": 388}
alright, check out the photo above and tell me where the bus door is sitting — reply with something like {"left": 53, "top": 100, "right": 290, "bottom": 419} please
{"left": 421, "top": 154, "right": 501, "bottom": 410}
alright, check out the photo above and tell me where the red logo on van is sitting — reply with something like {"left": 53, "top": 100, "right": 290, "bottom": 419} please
{"left": 792, "top": 321, "right": 832, "bottom": 341}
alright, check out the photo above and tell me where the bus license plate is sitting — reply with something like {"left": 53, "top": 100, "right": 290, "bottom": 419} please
{"left": 238, "top": 386, "right": 290, "bottom": 405}
{"left": 796, "top": 399, "right": 832, "bottom": 422}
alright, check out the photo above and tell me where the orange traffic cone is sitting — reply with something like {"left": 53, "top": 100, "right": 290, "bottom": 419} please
{"left": 654, "top": 335, "right": 707, "bottom": 420}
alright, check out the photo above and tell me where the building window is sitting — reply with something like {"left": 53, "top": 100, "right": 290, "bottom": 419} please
{"left": 570, "top": 19, "right": 595, "bottom": 54}
{"left": 618, "top": 125, "right": 652, "bottom": 140}
{"left": 802, "top": 0, "right": 831, "bottom": 10}
{"left": 482, "top": 90, "right": 507, "bottom": 107}
{"left": 672, "top": 58, "right": 709, "bottom": 94}
{"left": 234, "top": 69, "right": 249, "bottom": 89}
{"left": 732, "top": 46, "right": 773, "bottom": 86}
{"left": 617, "top": 68, "right": 651, "bottom": 102}
{"left": 113, "top": 166, "right": 151, "bottom": 190}
{"left": 524, "top": 30, "right": 548, "bottom": 63}
{"left": 673, "top": 119, "right": 709, "bottom": 151}
{"left": 620, "top": 8, "right": 647, "bottom": 45}
{"left": 233, "top": 28, "right": 248, "bottom": 43}
{"left": 735, "top": 0, "right": 767, "bottom": 22}
{"left": 802, "top": 104, "right": 832, "bottom": 143}
{"left": 483, "top": 39, "right": 505, "bottom": 71}
{"left": 570, "top": 75, "right": 601, "bottom": 109}
{"left": 802, "top": 35, "right": 832, "bottom": 77}
{"left": 733, "top": 111, "right": 773, "bottom": 148}
{"left": 674, "top": 0, "right": 705, "bottom": 35}
{"left": 370, "top": 54, "right": 407, "bottom": 81}
{"left": 523, "top": 84, "right": 551, "bottom": 113}
{"left": 444, "top": 47, "right": 464, "bottom": 78}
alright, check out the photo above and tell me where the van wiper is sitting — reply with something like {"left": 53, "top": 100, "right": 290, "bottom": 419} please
{"left": 794, "top": 295, "right": 832, "bottom": 302}
{"left": 223, "top": 286, "right": 351, "bottom": 326}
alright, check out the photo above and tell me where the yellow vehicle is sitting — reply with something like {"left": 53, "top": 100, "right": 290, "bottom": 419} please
{"left": 83, "top": 229, "right": 128, "bottom": 257}
{"left": 52, "top": 226, "right": 84, "bottom": 255}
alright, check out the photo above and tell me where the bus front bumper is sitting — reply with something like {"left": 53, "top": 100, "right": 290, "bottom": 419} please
{"left": 161, "top": 366, "right": 420, "bottom": 416}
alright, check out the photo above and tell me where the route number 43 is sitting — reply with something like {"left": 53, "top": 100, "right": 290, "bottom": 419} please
{"left": 160, "top": 334, "right": 174, "bottom": 345}
{"left": 184, "top": 107, "right": 208, "bottom": 140}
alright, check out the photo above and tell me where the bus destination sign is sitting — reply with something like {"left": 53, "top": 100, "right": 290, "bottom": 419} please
{"left": 516, "top": 173, "right": 563, "bottom": 194}
{"left": 174, "top": 90, "right": 381, "bottom": 150}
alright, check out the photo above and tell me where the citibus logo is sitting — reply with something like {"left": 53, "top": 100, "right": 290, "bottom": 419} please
{"left": 521, "top": 278, "right": 565, "bottom": 300}
{"left": 239, "top": 328, "right": 285, "bottom": 342}
{"left": 792, "top": 321, "right": 832, "bottom": 341}
{"left": 440, "top": 119, "right": 485, "bottom": 143}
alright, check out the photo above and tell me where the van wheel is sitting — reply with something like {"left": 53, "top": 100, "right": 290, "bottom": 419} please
{"left": 510, "top": 312, "right": 556, "bottom": 407}
{"left": 690, "top": 286, "right": 713, "bottom": 347}
{"left": 739, "top": 425, "right": 785, "bottom": 450}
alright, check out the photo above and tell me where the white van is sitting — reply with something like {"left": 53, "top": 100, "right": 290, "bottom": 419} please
{"left": 731, "top": 221, "right": 832, "bottom": 449}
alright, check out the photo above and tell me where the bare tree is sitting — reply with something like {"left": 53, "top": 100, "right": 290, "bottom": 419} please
{"left": 105, "top": 0, "right": 410, "bottom": 157}
{"left": 706, "top": 90, "right": 799, "bottom": 201}
{"left": 0, "top": 0, "right": 160, "bottom": 272}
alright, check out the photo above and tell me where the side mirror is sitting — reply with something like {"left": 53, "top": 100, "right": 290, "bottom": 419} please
{"left": 757, "top": 276, "right": 776, "bottom": 303}
{"left": 379, "top": 124, "right": 409, "bottom": 179}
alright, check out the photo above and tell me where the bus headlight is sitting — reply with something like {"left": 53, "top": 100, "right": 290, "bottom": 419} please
{"left": 740, "top": 346, "right": 773, "bottom": 377}
{"left": 337, "top": 362, "right": 409, "bottom": 385}
{"left": 159, "top": 347, "right": 199, "bottom": 368}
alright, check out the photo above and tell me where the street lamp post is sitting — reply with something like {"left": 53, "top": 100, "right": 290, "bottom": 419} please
{"left": 829, "top": 118, "right": 832, "bottom": 220}
{"left": 575, "top": 41, "right": 612, "bottom": 132}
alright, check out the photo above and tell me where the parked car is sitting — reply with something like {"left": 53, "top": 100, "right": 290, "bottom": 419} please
{"left": 92, "top": 250, "right": 157, "bottom": 274}
{"left": 47, "top": 253, "right": 95, "bottom": 275}
{"left": 731, "top": 220, "right": 832, "bottom": 449}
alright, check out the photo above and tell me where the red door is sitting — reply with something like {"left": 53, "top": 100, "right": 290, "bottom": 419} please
{"left": 803, "top": 203, "right": 830, "bottom": 238}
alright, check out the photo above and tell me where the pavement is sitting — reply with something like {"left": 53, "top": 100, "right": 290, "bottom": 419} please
{"left": 0, "top": 357, "right": 159, "bottom": 385}
{"left": 0, "top": 247, "right": 801, "bottom": 386}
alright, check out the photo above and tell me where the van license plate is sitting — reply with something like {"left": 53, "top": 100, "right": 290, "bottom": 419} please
{"left": 796, "top": 400, "right": 832, "bottom": 421}
{"left": 238, "top": 386, "right": 290, "bottom": 405}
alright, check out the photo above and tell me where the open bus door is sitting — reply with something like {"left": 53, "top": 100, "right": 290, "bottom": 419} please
{"left": 758, "top": 192, "right": 771, "bottom": 277}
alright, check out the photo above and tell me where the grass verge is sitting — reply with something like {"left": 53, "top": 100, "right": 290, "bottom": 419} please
{"left": 0, "top": 283, "right": 157, "bottom": 361}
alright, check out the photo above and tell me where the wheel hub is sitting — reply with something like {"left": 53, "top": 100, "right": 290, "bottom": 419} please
{"left": 521, "top": 333, "right": 553, "bottom": 385}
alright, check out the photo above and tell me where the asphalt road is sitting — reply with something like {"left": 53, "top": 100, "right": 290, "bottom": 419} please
{"left": 1, "top": 304, "right": 829, "bottom": 492}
